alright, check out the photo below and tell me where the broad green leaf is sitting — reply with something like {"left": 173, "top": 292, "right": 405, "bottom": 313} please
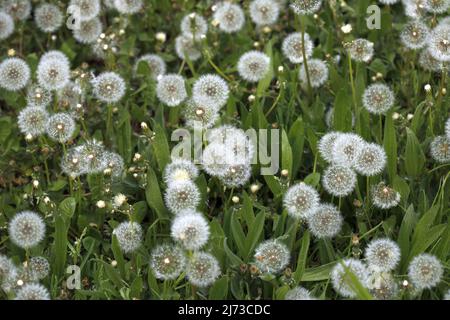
{"left": 293, "top": 230, "right": 310, "bottom": 284}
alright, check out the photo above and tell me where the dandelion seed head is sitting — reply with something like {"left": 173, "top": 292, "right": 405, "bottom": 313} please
{"left": 379, "top": 0, "right": 400, "bottom": 4}
{"left": 348, "top": 38, "right": 374, "bottom": 63}
{"left": 92, "top": 72, "right": 126, "bottom": 103}
{"left": 15, "top": 283, "right": 50, "bottom": 300}
{"left": 400, "top": 19, "right": 430, "bottom": 49}
{"left": 171, "top": 210, "right": 210, "bottom": 250}
{"left": 372, "top": 182, "right": 401, "bottom": 209}
{"left": 219, "top": 160, "right": 252, "bottom": 187}
{"left": 192, "top": 74, "right": 230, "bottom": 109}
{"left": 113, "top": 221, "right": 142, "bottom": 254}
{"left": 282, "top": 32, "right": 314, "bottom": 64}
{"left": 164, "top": 158, "right": 199, "bottom": 185}
{"left": 186, "top": 252, "right": 221, "bottom": 287}
{"left": 322, "top": 165, "right": 357, "bottom": 197}
{"left": 77, "top": 139, "right": 108, "bottom": 174}
{"left": 61, "top": 146, "right": 85, "bottom": 178}
{"left": 290, "top": 0, "right": 322, "bottom": 15}
{"left": 331, "top": 258, "right": 369, "bottom": 298}
{"left": 318, "top": 131, "right": 341, "bottom": 163}
{"left": 46, "top": 113, "right": 75, "bottom": 143}
{"left": 69, "top": 0, "right": 100, "bottom": 20}
{"left": 165, "top": 180, "right": 200, "bottom": 214}
{"left": 0, "top": 254, "right": 15, "bottom": 282}
{"left": 41, "top": 50, "right": 70, "bottom": 65}
{"left": 430, "top": 135, "right": 450, "bottom": 163}
{"left": 0, "top": 11, "right": 14, "bottom": 40}
{"left": 429, "top": 24, "right": 450, "bottom": 62}
{"left": 363, "top": 83, "right": 395, "bottom": 115}
{"left": 283, "top": 182, "right": 320, "bottom": 219}
{"left": 35, "top": 3, "right": 63, "bottom": 33}
{"left": 37, "top": 57, "right": 70, "bottom": 91}
{"left": 150, "top": 244, "right": 186, "bottom": 280}
{"left": 104, "top": 151, "right": 124, "bottom": 178}
{"left": 201, "top": 142, "right": 228, "bottom": 177}
{"left": 354, "top": 143, "right": 387, "bottom": 176}
{"left": 419, "top": 48, "right": 444, "bottom": 72}
{"left": 365, "top": 238, "right": 401, "bottom": 272}
{"left": 237, "top": 50, "right": 271, "bottom": 83}
{"left": 114, "top": 0, "right": 143, "bottom": 14}
{"left": 183, "top": 98, "right": 219, "bottom": 129}
{"left": 249, "top": 0, "right": 280, "bottom": 26}
{"left": 299, "top": 59, "right": 328, "bottom": 88}
{"left": 156, "top": 74, "right": 187, "bottom": 107}
{"left": 331, "top": 133, "right": 364, "bottom": 166}
{"left": 26, "top": 83, "right": 52, "bottom": 108}
{"left": 366, "top": 269, "right": 399, "bottom": 300}
{"left": 307, "top": 203, "right": 343, "bottom": 238}
{"left": 73, "top": 17, "right": 103, "bottom": 44}
{"left": 285, "top": 286, "right": 316, "bottom": 300}
{"left": 1, "top": 0, "right": 31, "bottom": 21}
{"left": 408, "top": 254, "right": 443, "bottom": 289}
{"left": 424, "top": 0, "right": 450, "bottom": 13}
{"left": 254, "top": 240, "right": 290, "bottom": 274}
{"left": 18, "top": 106, "right": 49, "bottom": 137}
{"left": 180, "top": 13, "right": 208, "bottom": 38}
{"left": 175, "top": 35, "right": 202, "bottom": 61}
{"left": 0, "top": 58, "right": 30, "bottom": 91}
{"left": 134, "top": 54, "right": 166, "bottom": 79}
{"left": 57, "top": 82, "right": 84, "bottom": 117}
{"left": 9, "top": 211, "right": 45, "bottom": 249}
{"left": 213, "top": 2, "right": 245, "bottom": 33}
{"left": 29, "top": 256, "right": 50, "bottom": 280}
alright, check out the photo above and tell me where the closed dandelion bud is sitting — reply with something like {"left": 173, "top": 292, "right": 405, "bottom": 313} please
{"left": 9, "top": 211, "right": 46, "bottom": 249}
{"left": 92, "top": 72, "right": 126, "bottom": 103}
{"left": 232, "top": 195, "right": 240, "bottom": 203}
{"left": 69, "top": 0, "right": 100, "bottom": 21}
{"left": 430, "top": 135, "right": 450, "bottom": 163}
{"left": 341, "top": 24, "right": 352, "bottom": 34}
{"left": 281, "top": 32, "right": 314, "bottom": 64}
{"left": 112, "top": 221, "right": 143, "bottom": 254}
{"left": 290, "top": 0, "right": 322, "bottom": 15}
{"left": 134, "top": 54, "right": 166, "bottom": 80}
{"left": 170, "top": 210, "right": 210, "bottom": 250}
{"left": 37, "top": 56, "right": 70, "bottom": 91}
{"left": 407, "top": 113, "right": 414, "bottom": 120}
{"left": 331, "top": 133, "right": 364, "bottom": 166}
{"left": 18, "top": 106, "right": 49, "bottom": 138}
{"left": 213, "top": 2, "right": 245, "bottom": 33}
{"left": 254, "top": 240, "right": 290, "bottom": 274}
{"left": 322, "top": 164, "right": 357, "bottom": 197}
{"left": 164, "top": 180, "right": 200, "bottom": 214}
{"left": 331, "top": 258, "right": 369, "bottom": 298}
{"left": 318, "top": 131, "right": 341, "bottom": 162}
{"left": 114, "top": 0, "right": 143, "bottom": 14}
{"left": 0, "top": 12, "right": 14, "bottom": 40}
{"left": 365, "top": 238, "right": 401, "bottom": 272}
{"left": 285, "top": 286, "right": 316, "bottom": 300}
{"left": 34, "top": 3, "right": 63, "bottom": 33}
{"left": 299, "top": 59, "right": 328, "bottom": 88}
{"left": 372, "top": 182, "right": 401, "bottom": 209}
{"left": 0, "top": 58, "right": 31, "bottom": 91}
{"left": 155, "top": 32, "right": 166, "bottom": 42}
{"left": 96, "top": 200, "right": 106, "bottom": 208}
{"left": 164, "top": 158, "right": 199, "bottom": 186}
{"left": 73, "top": 18, "right": 103, "bottom": 44}
{"left": 150, "top": 244, "right": 186, "bottom": 280}
{"left": 186, "top": 252, "right": 221, "bottom": 287}
{"left": 46, "top": 113, "right": 75, "bottom": 143}
{"left": 193, "top": 74, "right": 230, "bottom": 109}
{"left": 354, "top": 143, "right": 387, "bottom": 176}
{"left": 15, "top": 283, "right": 50, "bottom": 300}
{"left": 238, "top": 51, "right": 271, "bottom": 83}
{"left": 180, "top": 13, "right": 208, "bottom": 38}
{"left": 283, "top": 182, "right": 320, "bottom": 219}
{"left": 2, "top": 0, "right": 31, "bottom": 21}
{"left": 175, "top": 35, "right": 202, "bottom": 61}
{"left": 249, "top": 0, "right": 280, "bottom": 26}
{"left": 362, "top": 84, "right": 395, "bottom": 115}
{"left": 307, "top": 204, "right": 343, "bottom": 238}
{"left": 348, "top": 38, "right": 374, "bottom": 63}
{"left": 29, "top": 256, "right": 50, "bottom": 280}
{"left": 156, "top": 74, "right": 187, "bottom": 107}
{"left": 400, "top": 20, "right": 430, "bottom": 49}
{"left": 408, "top": 253, "right": 443, "bottom": 289}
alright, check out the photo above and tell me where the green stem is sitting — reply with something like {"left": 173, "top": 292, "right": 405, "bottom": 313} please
{"left": 348, "top": 53, "right": 360, "bottom": 133}
{"left": 299, "top": 18, "right": 312, "bottom": 98}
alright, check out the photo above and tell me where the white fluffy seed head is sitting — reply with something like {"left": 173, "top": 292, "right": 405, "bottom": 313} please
{"left": 283, "top": 182, "right": 320, "bottom": 219}
{"left": 307, "top": 203, "right": 343, "bottom": 238}
{"left": 41, "top": 50, "right": 70, "bottom": 65}
{"left": 322, "top": 164, "right": 357, "bottom": 197}
{"left": 331, "top": 258, "right": 369, "bottom": 298}
{"left": 408, "top": 253, "right": 443, "bottom": 289}
{"left": 192, "top": 74, "right": 230, "bottom": 109}
{"left": 28, "top": 256, "right": 50, "bottom": 280}
{"left": 46, "top": 113, "right": 75, "bottom": 143}
{"left": 70, "top": 0, "right": 100, "bottom": 20}
{"left": 0, "top": 58, "right": 30, "bottom": 91}
{"left": 150, "top": 244, "right": 186, "bottom": 280}
{"left": 213, "top": 2, "right": 245, "bottom": 33}
{"left": 180, "top": 13, "right": 208, "bottom": 38}
{"left": 318, "top": 131, "right": 341, "bottom": 162}
{"left": 219, "top": 160, "right": 252, "bottom": 187}
{"left": 0, "top": 254, "right": 15, "bottom": 281}
{"left": 92, "top": 72, "right": 126, "bottom": 103}
{"left": 424, "top": 0, "right": 450, "bottom": 13}
{"left": 331, "top": 133, "right": 364, "bottom": 167}
{"left": 237, "top": 51, "right": 271, "bottom": 83}
{"left": 429, "top": 24, "right": 450, "bottom": 62}
{"left": 282, "top": 32, "right": 314, "bottom": 64}
{"left": 134, "top": 54, "right": 166, "bottom": 79}
{"left": 73, "top": 17, "right": 103, "bottom": 44}
{"left": 365, "top": 238, "right": 401, "bottom": 272}
{"left": 363, "top": 84, "right": 395, "bottom": 115}
{"left": 104, "top": 151, "right": 124, "bottom": 178}
{"left": 15, "top": 283, "right": 50, "bottom": 300}
{"left": 254, "top": 240, "right": 290, "bottom": 274}
{"left": 400, "top": 19, "right": 430, "bottom": 49}
{"left": 114, "top": 0, "right": 143, "bottom": 14}
{"left": 186, "top": 252, "right": 221, "bottom": 287}
{"left": 299, "top": 59, "right": 328, "bottom": 88}
{"left": 37, "top": 57, "right": 70, "bottom": 91}
{"left": 76, "top": 139, "right": 107, "bottom": 174}
{"left": 18, "top": 106, "right": 49, "bottom": 137}
{"left": 9, "top": 211, "right": 45, "bottom": 249}
{"left": 171, "top": 210, "right": 210, "bottom": 250}
{"left": 113, "top": 221, "right": 143, "bottom": 254}
{"left": 175, "top": 34, "right": 202, "bottom": 61}
{"left": 26, "top": 83, "right": 52, "bottom": 108}
{"left": 290, "top": 0, "right": 322, "bottom": 15}
{"left": 35, "top": 3, "right": 63, "bottom": 33}
{"left": 285, "top": 286, "right": 316, "bottom": 300}
{"left": 371, "top": 181, "right": 401, "bottom": 209}
{"left": 419, "top": 48, "right": 445, "bottom": 72}
{"left": 61, "top": 146, "right": 85, "bottom": 178}
{"left": 354, "top": 143, "right": 387, "bottom": 176}
{"left": 183, "top": 98, "right": 220, "bottom": 129}
{"left": 156, "top": 74, "right": 187, "bottom": 107}
{"left": 164, "top": 158, "right": 199, "bottom": 186}
{"left": 1, "top": 0, "right": 31, "bottom": 21}
{"left": 164, "top": 180, "right": 200, "bottom": 214}
{"left": 249, "top": 0, "right": 280, "bottom": 26}
{"left": 348, "top": 38, "right": 374, "bottom": 63}
{"left": 366, "top": 268, "right": 399, "bottom": 300}
{"left": 0, "top": 11, "right": 14, "bottom": 40}
{"left": 201, "top": 142, "right": 228, "bottom": 177}
{"left": 430, "top": 135, "right": 450, "bottom": 163}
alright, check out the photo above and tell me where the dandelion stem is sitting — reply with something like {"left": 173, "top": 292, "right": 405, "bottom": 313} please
{"left": 299, "top": 17, "right": 313, "bottom": 99}
{"left": 106, "top": 104, "right": 113, "bottom": 143}
{"left": 348, "top": 53, "right": 360, "bottom": 132}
